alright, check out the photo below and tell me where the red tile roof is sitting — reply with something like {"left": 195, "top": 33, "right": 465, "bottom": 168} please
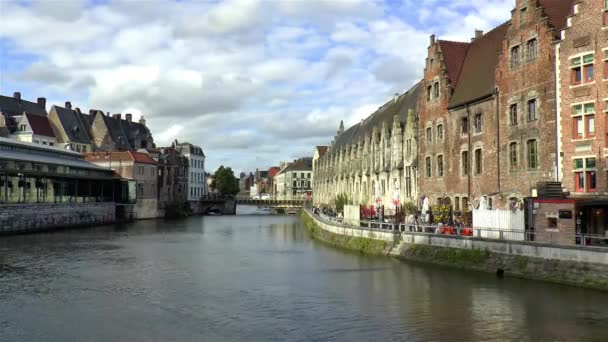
{"left": 84, "top": 151, "right": 157, "bottom": 165}
{"left": 268, "top": 166, "right": 280, "bottom": 178}
{"left": 538, "top": 0, "right": 575, "bottom": 32}
{"left": 25, "top": 113, "right": 55, "bottom": 138}
{"left": 438, "top": 40, "right": 470, "bottom": 88}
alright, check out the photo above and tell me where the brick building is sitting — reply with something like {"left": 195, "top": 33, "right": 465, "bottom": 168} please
{"left": 85, "top": 151, "right": 160, "bottom": 219}
{"left": 556, "top": 0, "right": 608, "bottom": 235}
{"left": 418, "top": 0, "right": 573, "bottom": 213}
{"left": 146, "top": 147, "right": 189, "bottom": 207}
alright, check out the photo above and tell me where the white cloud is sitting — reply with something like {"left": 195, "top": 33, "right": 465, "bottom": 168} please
{"left": 0, "top": 0, "right": 513, "bottom": 173}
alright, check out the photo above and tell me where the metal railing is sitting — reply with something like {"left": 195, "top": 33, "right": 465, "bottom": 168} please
{"left": 308, "top": 208, "right": 608, "bottom": 248}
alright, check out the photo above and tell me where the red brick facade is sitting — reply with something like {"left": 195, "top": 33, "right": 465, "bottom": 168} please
{"left": 418, "top": 0, "right": 574, "bottom": 211}
{"left": 557, "top": 0, "right": 608, "bottom": 196}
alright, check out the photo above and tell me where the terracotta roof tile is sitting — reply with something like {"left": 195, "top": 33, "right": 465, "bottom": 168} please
{"left": 25, "top": 113, "right": 55, "bottom": 138}
{"left": 438, "top": 40, "right": 470, "bottom": 88}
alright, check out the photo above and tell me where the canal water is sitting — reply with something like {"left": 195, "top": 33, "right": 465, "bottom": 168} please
{"left": 0, "top": 206, "right": 607, "bottom": 341}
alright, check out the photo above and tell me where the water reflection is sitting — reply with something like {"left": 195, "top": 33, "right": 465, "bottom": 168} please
{"left": 0, "top": 209, "right": 606, "bottom": 341}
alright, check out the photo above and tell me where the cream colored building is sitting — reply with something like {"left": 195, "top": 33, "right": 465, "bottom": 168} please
{"left": 312, "top": 83, "right": 420, "bottom": 213}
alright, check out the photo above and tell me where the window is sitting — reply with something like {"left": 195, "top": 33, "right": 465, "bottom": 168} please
{"left": 603, "top": 50, "right": 608, "bottom": 79}
{"left": 527, "top": 99, "right": 537, "bottom": 121}
{"left": 509, "top": 142, "right": 518, "bottom": 171}
{"left": 461, "top": 117, "right": 469, "bottom": 135}
{"left": 406, "top": 139, "right": 412, "bottom": 157}
{"left": 455, "top": 197, "right": 460, "bottom": 211}
{"left": 433, "top": 82, "right": 439, "bottom": 99}
{"left": 474, "top": 113, "right": 483, "bottom": 133}
{"left": 437, "top": 124, "right": 444, "bottom": 141}
{"left": 42, "top": 141, "right": 47, "bottom": 145}
{"left": 572, "top": 103, "right": 595, "bottom": 139}
{"left": 573, "top": 158, "right": 597, "bottom": 193}
{"left": 604, "top": 11, "right": 608, "bottom": 27}
{"left": 49, "top": 142, "right": 54, "bottom": 147}
{"left": 405, "top": 167, "right": 412, "bottom": 197}
{"left": 509, "top": 104, "right": 518, "bottom": 125}
{"left": 511, "top": 45, "right": 520, "bottom": 68}
{"left": 571, "top": 54, "right": 594, "bottom": 85}
{"left": 34, "top": 140, "right": 39, "bottom": 144}
{"left": 81, "top": 145, "right": 86, "bottom": 152}
{"left": 461, "top": 151, "right": 469, "bottom": 175}
{"left": 526, "top": 38, "right": 537, "bottom": 61}
{"left": 426, "top": 85, "right": 432, "bottom": 101}
{"left": 426, "top": 127, "right": 432, "bottom": 143}
{"left": 20, "top": 124, "right": 26, "bottom": 131}
{"left": 474, "top": 148, "right": 482, "bottom": 174}
{"left": 520, "top": 7, "right": 527, "bottom": 26}
{"left": 527, "top": 140, "right": 538, "bottom": 170}
{"left": 437, "top": 155, "right": 443, "bottom": 177}
{"left": 462, "top": 197, "right": 469, "bottom": 210}
{"left": 293, "top": 181, "right": 297, "bottom": 187}
{"left": 426, "top": 157, "right": 431, "bottom": 178}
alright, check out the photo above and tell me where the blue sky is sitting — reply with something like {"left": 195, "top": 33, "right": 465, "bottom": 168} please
{"left": 0, "top": 0, "right": 513, "bottom": 173}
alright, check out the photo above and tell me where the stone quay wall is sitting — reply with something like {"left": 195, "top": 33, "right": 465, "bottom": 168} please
{"left": 302, "top": 209, "right": 608, "bottom": 291}
{"left": 0, "top": 203, "right": 115, "bottom": 234}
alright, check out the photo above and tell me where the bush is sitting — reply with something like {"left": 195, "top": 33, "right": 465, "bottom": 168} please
{"left": 334, "top": 193, "right": 352, "bottom": 214}
{"left": 432, "top": 205, "right": 452, "bottom": 224}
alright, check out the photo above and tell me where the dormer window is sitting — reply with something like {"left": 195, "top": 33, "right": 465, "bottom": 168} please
{"left": 511, "top": 45, "right": 520, "bottom": 68}
{"left": 433, "top": 82, "right": 439, "bottom": 99}
{"left": 20, "top": 124, "right": 26, "bottom": 131}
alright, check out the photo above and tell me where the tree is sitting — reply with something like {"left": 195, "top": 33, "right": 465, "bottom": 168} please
{"left": 334, "top": 193, "right": 351, "bottom": 214}
{"left": 213, "top": 166, "right": 240, "bottom": 196}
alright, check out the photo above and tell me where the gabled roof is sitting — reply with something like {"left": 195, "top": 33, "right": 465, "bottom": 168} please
{"left": 120, "top": 119, "right": 151, "bottom": 148}
{"left": 278, "top": 158, "right": 313, "bottom": 174}
{"left": 24, "top": 113, "right": 55, "bottom": 138}
{"left": 0, "top": 95, "right": 47, "bottom": 117}
{"left": 538, "top": 0, "right": 575, "bottom": 33}
{"left": 448, "top": 22, "right": 510, "bottom": 108}
{"left": 333, "top": 82, "right": 421, "bottom": 150}
{"left": 175, "top": 141, "right": 205, "bottom": 157}
{"left": 438, "top": 40, "right": 470, "bottom": 88}
{"left": 84, "top": 151, "right": 157, "bottom": 165}
{"left": 268, "top": 166, "right": 280, "bottom": 178}
{"left": 99, "top": 114, "right": 132, "bottom": 150}
{"left": 51, "top": 105, "right": 92, "bottom": 144}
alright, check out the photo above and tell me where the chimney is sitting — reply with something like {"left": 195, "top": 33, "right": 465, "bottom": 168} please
{"left": 113, "top": 114, "right": 121, "bottom": 120}
{"left": 75, "top": 107, "right": 82, "bottom": 115}
{"left": 393, "top": 93, "right": 399, "bottom": 103}
{"left": 13, "top": 92, "right": 21, "bottom": 101}
{"left": 125, "top": 113, "right": 132, "bottom": 122}
{"left": 429, "top": 34, "right": 435, "bottom": 46}
{"left": 475, "top": 30, "right": 483, "bottom": 39}
{"left": 37, "top": 97, "right": 46, "bottom": 108}
{"left": 65, "top": 101, "right": 72, "bottom": 109}
{"left": 139, "top": 116, "right": 146, "bottom": 126}
{"left": 106, "top": 112, "right": 110, "bottom": 117}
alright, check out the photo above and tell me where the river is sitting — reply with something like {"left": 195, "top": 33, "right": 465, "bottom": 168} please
{"left": 0, "top": 206, "right": 606, "bottom": 341}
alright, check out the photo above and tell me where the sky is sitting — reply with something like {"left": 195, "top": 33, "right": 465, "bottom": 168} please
{"left": 0, "top": 0, "right": 514, "bottom": 174}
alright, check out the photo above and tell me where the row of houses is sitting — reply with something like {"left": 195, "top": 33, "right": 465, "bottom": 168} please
{"left": 0, "top": 92, "right": 208, "bottom": 222}
{"left": 312, "top": 0, "right": 607, "bottom": 241}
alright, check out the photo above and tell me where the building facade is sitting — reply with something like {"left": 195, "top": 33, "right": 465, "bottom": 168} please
{"left": 313, "top": 84, "right": 420, "bottom": 211}
{"left": 85, "top": 151, "right": 159, "bottom": 219}
{"left": 274, "top": 158, "right": 313, "bottom": 200}
{"left": 175, "top": 141, "right": 206, "bottom": 201}
{"left": 48, "top": 102, "right": 94, "bottom": 153}
{"left": 146, "top": 147, "right": 189, "bottom": 207}
{"left": 556, "top": 0, "right": 608, "bottom": 234}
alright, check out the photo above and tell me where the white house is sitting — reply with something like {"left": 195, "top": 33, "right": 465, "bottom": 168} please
{"left": 11, "top": 113, "right": 58, "bottom": 147}
{"left": 274, "top": 157, "right": 313, "bottom": 200}
{"left": 175, "top": 141, "right": 206, "bottom": 201}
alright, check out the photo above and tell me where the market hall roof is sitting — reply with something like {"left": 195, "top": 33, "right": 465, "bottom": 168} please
{"left": 332, "top": 82, "right": 421, "bottom": 151}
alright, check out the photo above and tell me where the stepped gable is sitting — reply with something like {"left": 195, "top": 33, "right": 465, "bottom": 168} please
{"left": 449, "top": 22, "right": 510, "bottom": 108}
{"left": 333, "top": 82, "right": 421, "bottom": 150}
{"left": 437, "top": 40, "right": 470, "bottom": 89}
{"left": 52, "top": 105, "right": 93, "bottom": 144}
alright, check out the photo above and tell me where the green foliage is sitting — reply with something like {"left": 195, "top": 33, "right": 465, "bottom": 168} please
{"left": 403, "top": 201, "right": 417, "bottom": 215}
{"left": 213, "top": 166, "right": 240, "bottom": 196}
{"left": 334, "top": 193, "right": 352, "bottom": 213}
{"left": 432, "top": 205, "right": 452, "bottom": 224}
